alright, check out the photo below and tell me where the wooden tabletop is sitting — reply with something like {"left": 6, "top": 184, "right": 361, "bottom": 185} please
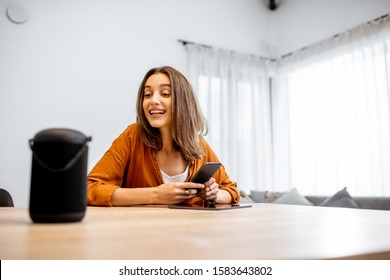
{"left": 1, "top": 204, "right": 390, "bottom": 260}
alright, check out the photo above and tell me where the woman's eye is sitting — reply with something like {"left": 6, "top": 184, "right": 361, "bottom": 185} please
{"left": 161, "top": 92, "right": 171, "bottom": 97}
{"left": 144, "top": 92, "right": 152, "bottom": 98}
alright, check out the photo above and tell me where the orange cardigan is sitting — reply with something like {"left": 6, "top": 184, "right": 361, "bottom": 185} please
{"left": 87, "top": 123, "right": 239, "bottom": 206}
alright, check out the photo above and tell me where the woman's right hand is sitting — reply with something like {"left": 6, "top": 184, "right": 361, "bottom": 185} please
{"left": 154, "top": 182, "right": 204, "bottom": 204}
{"left": 111, "top": 182, "right": 204, "bottom": 206}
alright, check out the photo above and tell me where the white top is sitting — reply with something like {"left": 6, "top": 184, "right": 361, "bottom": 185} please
{"left": 161, "top": 165, "right": 189, "bottom": 183}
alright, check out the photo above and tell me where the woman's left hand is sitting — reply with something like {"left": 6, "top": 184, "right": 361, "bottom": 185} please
{"left": 198, "top": 178, "right": 219, "bottom": 201}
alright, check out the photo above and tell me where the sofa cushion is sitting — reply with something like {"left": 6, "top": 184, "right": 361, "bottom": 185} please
{"left": 354, "top": 197, "right": 390, "bottom": 210}
{"left": 305, "top": 195, "right": 329, "bottom": 206}
{"left": 319, "top": 187, "right": 360, "bottom": 209}
{"left": 273, "top": 188, "right": 313, "bottom": 206}
{"left": 250, "top": 190, "right": 284, "bottom": 203}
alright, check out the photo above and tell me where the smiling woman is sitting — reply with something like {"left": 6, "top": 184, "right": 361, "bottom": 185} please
{"left": 87, "top": 66, "right": 239, "bottom": 207}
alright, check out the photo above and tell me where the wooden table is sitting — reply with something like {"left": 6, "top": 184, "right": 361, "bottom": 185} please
{"left": 1, "top": 204, "right": 390, "bottom": 260}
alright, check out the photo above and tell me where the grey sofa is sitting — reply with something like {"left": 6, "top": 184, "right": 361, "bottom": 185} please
{"left": 305, "top": 195, "right": 390, "bottom": 210}
{"left": 240, "top": 188, "right": 390, "bottom": 211}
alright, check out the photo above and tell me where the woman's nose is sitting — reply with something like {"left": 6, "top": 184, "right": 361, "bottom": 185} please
{"left": 151, "top": 92, "right": 160, "bottom": 104}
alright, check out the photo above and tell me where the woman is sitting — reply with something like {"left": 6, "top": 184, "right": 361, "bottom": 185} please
{"left": 87, "top": 66, "right": 239, "bottom": 206}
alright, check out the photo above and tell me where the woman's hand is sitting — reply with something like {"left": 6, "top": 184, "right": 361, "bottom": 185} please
{"left": 154, "top": 182, "right": 204, "bottom": 204}
{"left": 197, "top": 178, "right": 219, "bottom": 202}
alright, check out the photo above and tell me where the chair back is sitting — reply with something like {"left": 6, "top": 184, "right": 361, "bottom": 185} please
{"left": 0, "top": 188, "right": 14, "bottom": 207}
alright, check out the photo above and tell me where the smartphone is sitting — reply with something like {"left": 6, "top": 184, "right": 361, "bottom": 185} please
{"left": 190, "top": 162, "right": 222, "bottom": 184}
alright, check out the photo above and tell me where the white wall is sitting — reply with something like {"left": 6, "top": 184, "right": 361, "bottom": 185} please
{"left": 1, "top": 0, "right": 389, "bottom": 207}
{"left": 270, "top": 0, "right": 390, "bottom": 56}
{"left": 0, "top": 0, "right": 270, "bottom": 207}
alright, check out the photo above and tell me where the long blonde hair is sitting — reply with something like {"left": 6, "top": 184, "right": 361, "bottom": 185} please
{"left": 136, "top": 66, "right": 207, "bottom": 162}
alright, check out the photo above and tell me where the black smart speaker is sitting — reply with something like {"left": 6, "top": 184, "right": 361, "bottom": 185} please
{"left": 29, "top": 128, "right": 92, "bottom": 223}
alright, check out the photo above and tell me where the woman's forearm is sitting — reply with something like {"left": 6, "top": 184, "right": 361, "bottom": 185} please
{"left": 215, "top": 189, "right": 233, "bottom": 204}
{"left": 110, "top": 187, "right": 158, "bottom": 206}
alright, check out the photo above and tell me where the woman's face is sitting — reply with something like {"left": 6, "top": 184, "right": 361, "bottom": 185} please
{"left": 142, "top": 73, "right": 173, "bottom": 130}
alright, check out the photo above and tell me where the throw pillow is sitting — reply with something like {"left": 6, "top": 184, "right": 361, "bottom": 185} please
{"left": 250, "top": 190, "right": 285, "bottom": 203}
{"left": 250, "top": 191, "right": 267, "bottom": 203}
{"left": 273, "top": 188, "right": 313, "bottom": 206}
{"left": 319, "top": 187, "right": 360, "bottom": 209}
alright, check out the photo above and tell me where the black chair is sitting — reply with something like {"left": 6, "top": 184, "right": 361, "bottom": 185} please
{"left": 0, "top": 188, "right": 14, "bottom": 207}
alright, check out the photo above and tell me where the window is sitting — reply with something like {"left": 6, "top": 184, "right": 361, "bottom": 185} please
{"left": 275, "top": 28, "right": 390, "bottom": 196}
{"left": 185, "top": 17, "right": 390, "bottom": 196}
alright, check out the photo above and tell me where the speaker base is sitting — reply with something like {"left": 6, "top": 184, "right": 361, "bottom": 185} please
{"left": 29, "top": 211, "right": 85, "bottom": 223}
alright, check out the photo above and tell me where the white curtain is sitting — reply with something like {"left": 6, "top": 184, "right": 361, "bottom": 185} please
{"left": 184, "top": 44, "right": 273, "bottom": 193}
{"left": 274, "top": 16, "right": 390, "bottom": 196}
{"left": 184, "top": 15, "right": 390, "bottom": 197}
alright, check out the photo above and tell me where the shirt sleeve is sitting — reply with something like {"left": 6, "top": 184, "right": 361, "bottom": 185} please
{"left": 87, "top": 127, "right": 133, "bottom": 206}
